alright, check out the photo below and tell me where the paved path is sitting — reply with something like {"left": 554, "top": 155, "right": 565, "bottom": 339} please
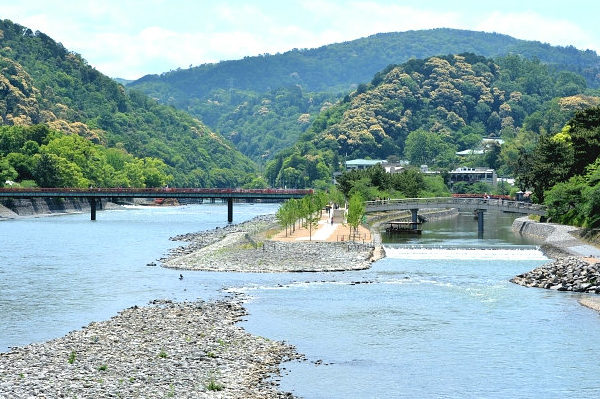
{"left": 296, "top": 219, "right": 338, "bottom": 241}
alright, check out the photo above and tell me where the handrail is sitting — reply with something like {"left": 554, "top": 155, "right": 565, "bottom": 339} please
{"left": 365, "top": 197, "right": 546, "bottom": 213}
{"left": 0, "top": 187, "right": 313, "bottom": 195}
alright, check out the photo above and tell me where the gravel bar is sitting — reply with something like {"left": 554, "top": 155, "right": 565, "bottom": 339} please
{"left": 0, "top": 298, "right": 300, "bottom": 398}
{"left": 162, "top": 215, "right": 376, "bottom": 272}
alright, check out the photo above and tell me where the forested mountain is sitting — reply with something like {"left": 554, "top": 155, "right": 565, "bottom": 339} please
{"left": 0, "top": 19, "right": 255, "bottom": 187}
{"left": 128, "top": 28, "right": 600, "bottom": 163}
{"left": 263, "top": 53, "right": 600, "bottom": 189}
{"left": 131, "top": 28, "right": 600, "bottom": 96}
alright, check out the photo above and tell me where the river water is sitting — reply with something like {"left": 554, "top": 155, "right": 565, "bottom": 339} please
{"left": 1, "top": 206, "right": 600, "bottom": 398}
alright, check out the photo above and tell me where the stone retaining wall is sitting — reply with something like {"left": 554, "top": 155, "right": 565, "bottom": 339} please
{"left": 0, "top": 198, "right": 109, "bottom": 220}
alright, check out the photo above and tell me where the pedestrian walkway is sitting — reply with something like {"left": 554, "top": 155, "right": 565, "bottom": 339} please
{"left": 296, "top": 219, "right": 338, "bottom": 241}
{"left": 272, "top": 212, "right": 371, "bottom": 242}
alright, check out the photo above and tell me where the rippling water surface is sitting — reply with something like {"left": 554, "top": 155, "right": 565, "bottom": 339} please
{"left": 2, "top": 207, "right": 600, "bottom": 398}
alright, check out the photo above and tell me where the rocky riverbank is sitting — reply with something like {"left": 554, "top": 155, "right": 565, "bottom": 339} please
{"left": 511, "top": 257, "right": 600, "bottom": 293}
{"left": 0, "top": 298, "right": 300, "bottom": 398}
{"left": 162, "top": 215, "right": 376, "bottom": 272}
{"left": 511, "top": 217, "right": 600, "bottom": 301}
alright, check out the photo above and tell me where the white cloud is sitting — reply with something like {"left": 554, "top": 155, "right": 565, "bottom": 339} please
{"left": 475, "top": 11, "right": 600, "bottom": 53}
{"left": 2, "top": 1, "right": 599, "bottom": 79}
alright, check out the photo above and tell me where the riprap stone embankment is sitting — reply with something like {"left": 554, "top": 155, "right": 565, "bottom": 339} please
{"left": 511, "top": 257, "right": 600, "bottom": 293}
{"left": 511, "top": 217, "right": 600, "bottom": 302}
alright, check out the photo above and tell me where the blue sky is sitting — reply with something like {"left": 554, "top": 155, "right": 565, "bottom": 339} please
{"left": 1, "top": 0, "right": 599, "bottom": 79}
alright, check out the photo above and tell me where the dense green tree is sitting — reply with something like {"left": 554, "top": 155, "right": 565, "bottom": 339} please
{"left": 32, "top": 152, "right": 88, "bottom": 187}
{"left": 129, "top": 29, "right": 600, "bottom": 166}
{"left": 565, "top": 107, "right": 600, "bottom": 176}
{"left": 584, "top": 184, "right": 600, "bottom": 228}
{"left": 0, "top": 158, "right": 18, "bottom": 184}
{"left": 515, "top": 134, "right": 573, "bottom": 202}
{"left": 544, "top": 176, "right": 588, "bottom": 225}
{"left": 404, "top": 129, "right": 456, "bottom": 166}
{"left": 390, "top": 169, "right": 424, "bottom": 198}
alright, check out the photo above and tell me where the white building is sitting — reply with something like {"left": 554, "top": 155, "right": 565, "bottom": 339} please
{"left": 345, "top": 159, "right": 387, "bottom": 171}
{"left": 449, "top": 167, "right": 497, "bottom": 186}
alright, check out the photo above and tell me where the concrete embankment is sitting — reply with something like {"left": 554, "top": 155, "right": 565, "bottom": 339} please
{"left": 511, "top": 216, "right": 600, "bottom": 258}
{"left": 0, "top": 298, "right": 299, "bottom": 398}
{"left": 0, "top": 198, "right": 117, "bottom": 220}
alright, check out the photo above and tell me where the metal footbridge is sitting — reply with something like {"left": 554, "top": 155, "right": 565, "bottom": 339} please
{"left": 366, "top": 197, "right": 546, "bottom": 236}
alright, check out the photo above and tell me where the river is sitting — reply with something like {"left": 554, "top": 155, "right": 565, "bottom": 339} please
{"left": 1, "top": 206, "right": 600, "bottom": 398}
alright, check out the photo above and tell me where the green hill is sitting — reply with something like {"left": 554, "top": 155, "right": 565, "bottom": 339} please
{"left": 0, "top": 19, "right": 255, "bottom": 187}
{"left": 127, "top": 29, "right": 600, "bottom": 163}
{"left": 262, "top": 53, "right": 599, "bottom": 188}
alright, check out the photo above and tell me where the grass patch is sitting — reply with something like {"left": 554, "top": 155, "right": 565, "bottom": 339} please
{"left": 68, "top": 351, "right": 76, "bottom": 364}
{"left": 158, "top": 350, "right": 168, "bottom": 358}
{"left": 98, "top": 364, "right": 108, "bottom": 371}
{"left": 206, "top": 379, "right": 224, "bottom": 391}
{"left": 263, "top": 228, "right": 281, "bottom": 239}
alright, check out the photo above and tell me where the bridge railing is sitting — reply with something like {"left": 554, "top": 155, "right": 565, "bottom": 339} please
{"left": 0, "top": 187, "right": 313, "bottom": 195}
{"left": 365, "top": 197, "right": 546, "bottom": 214}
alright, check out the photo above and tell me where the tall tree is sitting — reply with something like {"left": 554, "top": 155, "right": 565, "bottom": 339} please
{"left": 567, "top": 107, "right": 600, "bottom": 176}
{"left": 515, "top": 134, "right": 573, "bottom": 202}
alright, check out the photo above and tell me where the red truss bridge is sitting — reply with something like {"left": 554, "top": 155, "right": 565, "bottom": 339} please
{"left": 0, "top": 187, "right": 312, "bottom": 222}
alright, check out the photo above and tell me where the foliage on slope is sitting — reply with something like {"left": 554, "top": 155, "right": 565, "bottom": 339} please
{"left": 128, "top": 29, "right": 600, "bottom": 163}
{"left": 0, "top": 19, "right": 255, "bottom": 187}
{"left": 186, "top": 86, "right": 339, "bottom": 161}
{"left": 0, "top": 124, "right": 170, "bottom": 187}
{"left": 264, "top": 53, "right": 596, "bottom": 188}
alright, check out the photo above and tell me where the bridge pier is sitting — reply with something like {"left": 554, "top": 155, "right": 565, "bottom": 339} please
{"left": 410, "top": 208, "right": 419, "bottom": 231}
{"left": 476, "top": 209, "right": 485, "bottom": 238}
{"left": 88, "top": 197, "right": 97, "bottom": 221}
{"left": 227, "top": 198, "right": 233, "bottom": 223}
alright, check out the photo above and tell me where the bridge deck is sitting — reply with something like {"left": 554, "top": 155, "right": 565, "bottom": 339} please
{"left": 0, "top": 187, "right": 311, "bottom": 200}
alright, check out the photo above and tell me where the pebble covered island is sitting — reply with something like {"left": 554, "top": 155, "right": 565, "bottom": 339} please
{"left": 0, "top": 298, "right": 300, "bottom": 398}
{"left": 0, "top": 213, "right": 378, "bottom": 398}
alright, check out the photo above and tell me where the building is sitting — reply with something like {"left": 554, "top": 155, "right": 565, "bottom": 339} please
{"left": 449, "top": 167, "right": 497, "bottom": 186}
{"left": 384, "top": 163, "right": 405, "bottom": 174}
{"left": 456, "top": 138, "right": 504, "bottom": 157}
{"left": 345, "top": 159, "right": 387, "bottom": 171}
{"left": 420, "top": 165, "right": 441, "bottom": 175}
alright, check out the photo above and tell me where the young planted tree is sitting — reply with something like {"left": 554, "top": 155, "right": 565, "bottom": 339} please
{"left": 276, "top": 198, "right": 300, "bottom": 237}
{"left": 302, "top": 194, "right": 321, "bottom": 241}
{"left": 276, "top": 202, "right": 290, "bottom": 237}
{"left": 346, "top": 194, "right": 365, "bottom": 241}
